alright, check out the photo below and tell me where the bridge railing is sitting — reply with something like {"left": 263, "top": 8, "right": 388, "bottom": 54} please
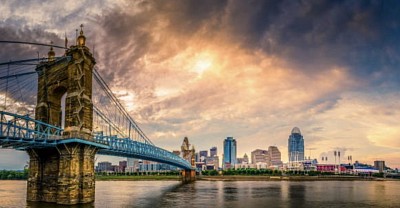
{"left": 94, "top": 132, "right": 192, "bottom": 170}
{"left": 0, "top": 111, "right": 192, "bottom": 170}
{"left": 0, "top": 111, "right": 63, "bottom": 141}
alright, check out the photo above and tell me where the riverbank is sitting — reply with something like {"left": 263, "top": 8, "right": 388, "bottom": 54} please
{"left": 1, "top": 175, "right": 397, "bottom": 181}
{"left": 95, "top": 175, "right": 181, "bottom": 181}
{"left": 95, "top": 175, "right": 399, "bottom": 181}
{"left": 0, "top": 170, "right": 28, "bottom": 180}
{"left": 198, "top": 175, "right": 399, "bottom": 181}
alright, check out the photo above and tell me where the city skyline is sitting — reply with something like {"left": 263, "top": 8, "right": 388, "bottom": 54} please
{"left": 0, "top": 1, "right": 399, "bottom": 169}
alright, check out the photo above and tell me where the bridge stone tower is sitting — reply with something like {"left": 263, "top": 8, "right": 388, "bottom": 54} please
{"left": 28, "top": 25, "right": 97, "bottom": 205}
{"left": 180, "top": 137, "right": 196, "bottom": 182}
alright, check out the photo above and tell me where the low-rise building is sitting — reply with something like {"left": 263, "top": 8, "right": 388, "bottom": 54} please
{"left": 316, "top": 164, "right": 346, "bottom": 173}
{"left": 119, "top": 161, "right": 127, "bottom": 173}
{"left": 97, "top": 161, "right": 112, "bottom": 172}
{"left": 234, "top": 163, "right": 256, "bottom": 169}
{"left": 237, "top": 153, "right": 249, "bottom": 164}
{"left": 205, "top": 156, "right": 219, "bottom": 170}
{"left": 374, "top": 161, "right": 385, "bottom": 173}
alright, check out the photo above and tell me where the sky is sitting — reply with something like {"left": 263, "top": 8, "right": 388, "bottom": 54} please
{"left": 0, "top": 0, "right": 399, "bottom": 169}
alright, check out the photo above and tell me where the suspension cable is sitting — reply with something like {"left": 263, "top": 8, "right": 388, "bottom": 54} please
{"left": 93, "top": 68, "right": 154, "bottom": 146}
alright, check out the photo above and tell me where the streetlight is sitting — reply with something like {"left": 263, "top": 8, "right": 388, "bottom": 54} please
{"left": 338, "top": 151, "right": 341, "bottom": 175}
{"left": 334, "top": 151, "right": 337, "bottom": 174}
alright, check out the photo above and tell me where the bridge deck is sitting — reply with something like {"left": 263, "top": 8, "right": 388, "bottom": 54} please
{"left": 0, "top": 111, "right": 192, "bottom": 170}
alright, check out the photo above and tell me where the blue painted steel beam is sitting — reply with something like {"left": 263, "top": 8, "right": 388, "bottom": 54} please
{"left": 0, "top": 111, "right": 193, "bottom": 170}
{"left": 93, "top": 135, "right": 192, "bottom": 170}
{"left": 97, "top": 149, "right": 191, "bottom": 170}
{"left": 58, "top": 138, "right": 109, "bottom": 149}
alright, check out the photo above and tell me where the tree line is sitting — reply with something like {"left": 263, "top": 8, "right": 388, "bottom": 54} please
{"left": 202, "top": 169, "right": 388, "bottom": 177}
{"left": 95, "top": 170, "right": 181, "bottom": 176}
{"left": 202, "top": 169, "right": 345, "bottom": 176}
{"left": 0, "top": 169, "right": 29, "bottom": 180}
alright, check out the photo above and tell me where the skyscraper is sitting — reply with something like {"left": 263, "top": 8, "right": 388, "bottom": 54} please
{"left": 374, "top": 161, "right": 385, "bottom": 173}
{"left": 288, "top": 127, "right": 305, "bottom": 163}
{"left": 268, "top": 146, "right": 283, "bottom": 166}
{"left": 210, "top": 146, "right": 217, "bottom": 157}
{"left": 199, "top": 150, "right": 208, "bottom": 162}
{"left": 223, "top": 137, "right": 237, "bottom": 169}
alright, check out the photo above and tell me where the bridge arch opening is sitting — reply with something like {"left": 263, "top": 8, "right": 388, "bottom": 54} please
{"left": 51, "top": 86, "right": 67, "bottom": 128}
{"left": 60, "top": 92, "right": 67, "bottom": 129}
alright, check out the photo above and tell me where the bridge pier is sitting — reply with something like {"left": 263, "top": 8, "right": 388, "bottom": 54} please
{"left": 27, "top": 143, "right": 97, "bottom": 205}
{"left": 181, "top": 169, "right": 196, "bottom": 183}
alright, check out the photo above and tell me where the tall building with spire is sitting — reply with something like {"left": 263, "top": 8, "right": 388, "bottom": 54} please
{"left": 288, "top": 127, "right": 305, "bottom": 163}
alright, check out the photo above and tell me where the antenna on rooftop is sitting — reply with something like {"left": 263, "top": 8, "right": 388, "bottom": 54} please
{"left": 75, "top": 29, "right": 78, "bottom": 45}
{"left": 64, "top": 32, "right": 68, "bottom": 54}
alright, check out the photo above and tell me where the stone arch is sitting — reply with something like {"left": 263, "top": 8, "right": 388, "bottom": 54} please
{"left": 48, "top": 85, "right": 67, "bottom": 127}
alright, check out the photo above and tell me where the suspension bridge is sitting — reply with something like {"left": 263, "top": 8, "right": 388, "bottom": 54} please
{"left": 0, "top": 27, "right": 195, "bottom": 205}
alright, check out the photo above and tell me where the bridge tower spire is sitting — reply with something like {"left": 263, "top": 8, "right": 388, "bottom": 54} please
{"left": 28, "top": 25, "right": 97, "bottom": 205}
{"left": 180, "top": 137, "right": 196, "bottom": 182}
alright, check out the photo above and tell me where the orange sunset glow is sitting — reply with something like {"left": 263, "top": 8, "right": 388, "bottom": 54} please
{"left": 0, "top": 0, "right": 399, "bottom": 169}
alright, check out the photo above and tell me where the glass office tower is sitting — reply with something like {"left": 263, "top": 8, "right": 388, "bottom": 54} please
{"left": 223, "top": 137, "right": 237, "bottom": 169}
{"left": 288, "top": 127, "right": 304, "bottom": 162}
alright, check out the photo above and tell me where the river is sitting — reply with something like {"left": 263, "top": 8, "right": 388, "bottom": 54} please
{"left": 0, "top": 180, "right": 399, "bottom": 207}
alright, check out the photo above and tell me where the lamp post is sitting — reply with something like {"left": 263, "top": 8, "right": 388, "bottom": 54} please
{"left": 338, "top": 151, "right": 341, "bottom": 175}
{"left": 348, "top": 155, "right": 353, "bottom": 174}
{"left": 334, "top": 151, "right": 337, "bottom": 174}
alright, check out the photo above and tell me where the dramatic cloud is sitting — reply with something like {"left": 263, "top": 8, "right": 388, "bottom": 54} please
{"left": 0, "top": 0, "right": 399, "bottom": 169}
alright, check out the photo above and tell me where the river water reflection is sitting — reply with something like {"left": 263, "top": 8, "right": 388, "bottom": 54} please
{"left": 0, "top": 180, "right": 399, "bottom": 207}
